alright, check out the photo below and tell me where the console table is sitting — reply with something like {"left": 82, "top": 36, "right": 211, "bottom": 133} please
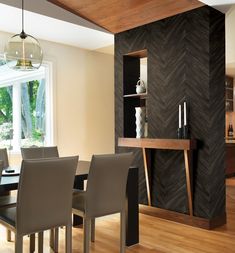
{"left": 118, "top": 138, "right": 197, "bottom": 216}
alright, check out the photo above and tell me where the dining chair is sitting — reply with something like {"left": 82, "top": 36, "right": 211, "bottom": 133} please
{"left": 72, "top": 153, "right": 133, "bottom": 253}
{"left": 21, "top": 146, "right": 59, "bottom": 159}
{"left": 0, "top": 159, "right": 3, "bottom": 176}
{"left": 0, "top": 148, "right": 10, "bottom": 168}
{"left": 0, "top": 149, "right": 17, "bottom": 242}
{"left": 20, "top": 146, "right": 60, "bottom": 252}
{"left": 0, "top": 156, "right": 78, "bottom": 253}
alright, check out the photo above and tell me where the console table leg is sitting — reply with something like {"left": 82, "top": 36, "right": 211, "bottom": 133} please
{"left": 184, "top": 150, "right": 193, "bottom": 216}
{"left": 142, "top": 148, "right": 151, "bottom": 206}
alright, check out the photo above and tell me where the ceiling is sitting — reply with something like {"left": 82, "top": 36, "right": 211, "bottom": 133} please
{"left": 47, "top": 0, "right": 204, "bottom": 33}
{"left": 0, "top": 0, "right": 107, "bottom": 32}
{"left": 0, "top": 0, "right": 235, "bottom": 50}
{"left": 0, "top": 0, "right": 113, "bottom": 50}
{"left": 200, "top": 0, "right": 235, "bottom": 12}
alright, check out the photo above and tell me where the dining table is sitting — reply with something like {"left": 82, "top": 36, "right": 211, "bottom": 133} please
{"left": 0, "top": 161, "right": 139, "bottom": 247}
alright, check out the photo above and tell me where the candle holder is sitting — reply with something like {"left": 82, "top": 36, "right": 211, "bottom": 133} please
{"left": 183, "top": 125, "right": 189, "bottom": 139}
{"left": 177, "top": 127, "right": 182, "bottom": 139}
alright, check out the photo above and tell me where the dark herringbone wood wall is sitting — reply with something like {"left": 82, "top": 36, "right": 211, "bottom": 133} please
{"left": 115, "top": 6, "right": 225, "bottom": 219}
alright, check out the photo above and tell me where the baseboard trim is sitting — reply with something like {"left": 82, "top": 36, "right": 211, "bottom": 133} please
{"left": 139, "top": 205, "right": 226, "bottom": 229}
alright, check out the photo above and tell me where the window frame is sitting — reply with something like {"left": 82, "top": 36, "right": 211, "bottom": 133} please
{"left": 0, "top": 55, "right": 56, "bottom": 153}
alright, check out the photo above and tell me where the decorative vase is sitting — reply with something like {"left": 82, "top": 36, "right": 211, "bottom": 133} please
{"left": 136, "top": 78, "right": 146, "bottom": 94}
{"left": 135, "top": 107, "right": 145, "bottom": 138}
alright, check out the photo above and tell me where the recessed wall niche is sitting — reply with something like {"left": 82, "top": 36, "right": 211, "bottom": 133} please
{"left": 123, "top": 49, "right": 148, "bottom": 138}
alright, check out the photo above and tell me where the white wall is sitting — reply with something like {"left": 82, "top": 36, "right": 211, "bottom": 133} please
{"left": 0, "top": 30, "right": 114, "bottom": 162}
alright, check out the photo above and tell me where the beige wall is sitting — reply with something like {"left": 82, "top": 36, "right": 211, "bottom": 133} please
{"left": 0, "top": 30, "right": 114, "bottom": 162}
{"left": 226, "top": 6, "right": 235, "bottom": 64}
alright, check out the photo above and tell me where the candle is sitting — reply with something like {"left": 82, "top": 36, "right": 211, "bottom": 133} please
{"left": 179, "top": 105, "right": 181, "bottom": 128}
{"left": 184, "top": 102, "right": 187, "bottom": 126}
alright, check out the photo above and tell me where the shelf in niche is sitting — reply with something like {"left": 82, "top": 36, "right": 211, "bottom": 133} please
{"left": 123, "top": 93, "right": 147, "bottom": 99}
{"left": 125, "top": 49, "right": 147, "bottom": 58}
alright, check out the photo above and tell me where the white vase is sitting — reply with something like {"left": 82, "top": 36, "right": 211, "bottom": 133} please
{"left": 135, "top": 107, "right": 145, "bottom": 138}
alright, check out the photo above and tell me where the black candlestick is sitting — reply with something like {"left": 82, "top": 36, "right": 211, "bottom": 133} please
{"left": 177, "top": 127, "right": 182, "bottom": 139}
{"left": 183, "top": 125, "right": 189, "bottom": 139}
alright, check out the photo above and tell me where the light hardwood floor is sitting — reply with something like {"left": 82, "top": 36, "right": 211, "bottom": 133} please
{"left": 1, "top": 179, "right": 235, "bottom": 253}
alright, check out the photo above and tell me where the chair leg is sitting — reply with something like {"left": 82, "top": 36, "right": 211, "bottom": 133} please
{"left": 54, "top": 228, "right": 59, "bottom": 252}
{"left": 83, "top": 218, "right": 91, "bottom": 253}
{"left": 15, "top": 234, "right": 23, "bottom": 253}
{"left": 38, "top": 232, "right": 44, "bottom": 253}
{"left": 91, "top": 218, "right": 95, "bottom": 242}
{"left": 50, "top": 229, "right": 54, "bottom": 250}
{"left": 120, "top": 210, "right": 126, "bottom": 253}
{"left": 6, "top": 229, "right": 11, "bottom": 242}
{"left": 65, "top": 224, "right": 72, "bottom": 253}
{"left": 29, "top": 234, "right": 35, "bottom": 253}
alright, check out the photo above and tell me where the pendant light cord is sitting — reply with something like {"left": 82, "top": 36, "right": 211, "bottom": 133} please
{"left": 20, "top": 0, "right": 26, "bottom": 38}
{"left": 22, "top": 0, "right": 24, "bottom": 32}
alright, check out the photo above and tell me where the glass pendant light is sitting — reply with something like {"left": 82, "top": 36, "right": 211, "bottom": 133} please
{"left": 4, "top": 0, "right": 43, "bottom": 71}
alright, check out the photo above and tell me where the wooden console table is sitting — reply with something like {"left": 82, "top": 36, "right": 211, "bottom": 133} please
{"left": 118, "top": 138, "right": 197, "bottom": 216}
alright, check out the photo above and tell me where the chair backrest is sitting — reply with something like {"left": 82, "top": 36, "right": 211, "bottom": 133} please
{"left": 85, "top": 153, "right": 133, "bottom": 218}
{"left": 0, "top": 148, "right": 9, "bottom": 168}
{"left": 16, "top": 156, "right": 78, "bottom": 235}
{"left": 21, "top": 146, "right": 59, "bottom": 159}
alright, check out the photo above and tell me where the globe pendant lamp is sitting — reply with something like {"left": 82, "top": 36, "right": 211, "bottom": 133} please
{"left": 4, "top": 0, "right": 43, "bottom": 71}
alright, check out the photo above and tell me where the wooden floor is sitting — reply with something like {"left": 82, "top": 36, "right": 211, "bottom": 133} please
{"left": 1, "top": 179, "right": 235, "bottom": 253}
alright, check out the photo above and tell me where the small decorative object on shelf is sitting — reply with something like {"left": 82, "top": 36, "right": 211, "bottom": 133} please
{"left": 177, "top": 104, "right": 182, "bottom": 139}
{"left": 228, "top": 123, "right": 234, "bottom": 138}
{"left": 225, "top": 76, "right": 233, "bottom": 112}
{"left": 183, "top": 101, "right": 189, "bottom": 139}
{"left": 136, "top": 77, "right": 146, "bottom": 94}
{"left": 135, "top": 107, "right": 145, "bottom": 138}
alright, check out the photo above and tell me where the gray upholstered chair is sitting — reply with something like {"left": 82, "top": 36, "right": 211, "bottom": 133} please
{"left": 0, "top": 149, "right": 17, "bottom": 242}
{"left": 0, "top": 156, "right": 78, "bottom": 253}
{"left": 0, "top": 160, "right": 3, "bottom": 176}
{"left": 21, "top": 146, "right": 59, "bottom": 159}
{"left": 20, "top": 146, "right": 60, "bottom": 252}
{"left": 0, "top": 148, "right": 9, "bottom": 168}
{"left": 72, "top": 153, "right": 133, "bottom": 253}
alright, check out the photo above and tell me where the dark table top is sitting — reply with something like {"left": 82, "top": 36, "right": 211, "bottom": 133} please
{"left": 0, "top": 160, "right": 90, "bottom": 193}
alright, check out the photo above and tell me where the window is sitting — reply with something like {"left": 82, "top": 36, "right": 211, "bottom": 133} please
{"left": 0, "top": 57, "right": 54, "bottom": 152}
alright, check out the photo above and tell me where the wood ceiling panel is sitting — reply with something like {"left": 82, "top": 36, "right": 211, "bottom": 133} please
{"left": 47, "top": 0, "right": 205, "bottom": 33}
